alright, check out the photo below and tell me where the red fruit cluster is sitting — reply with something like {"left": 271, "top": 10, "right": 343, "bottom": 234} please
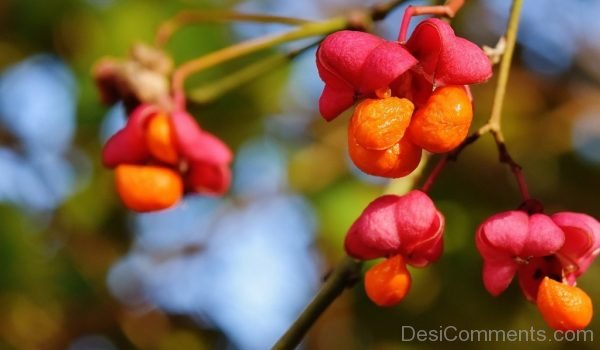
{"left": 317, "top": 19, "right": 492, "bottom": 178}
{"left": 477, "top": 209, "right": 600, "bottom": 330}
{"left": 102, "top": 104, "right": 232, "bottom": 212}
{"left": 345, "top": 190, "right": 444, "bottom": 306}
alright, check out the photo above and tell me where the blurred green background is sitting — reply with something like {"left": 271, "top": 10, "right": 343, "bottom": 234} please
{"left": 0, "top": 0, "right": 599, "bottom": 349}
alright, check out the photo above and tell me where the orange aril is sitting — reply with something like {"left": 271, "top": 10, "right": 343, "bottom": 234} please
{"left": 145, "top": 113, "right": 179, "bottom": 164}
{"left": 365, "top": 255, "right": 412, "bottom": 307}
{"left": 348, "top": 130, "right": 421, "bottom": 178}
{"left": 115, "top": 164, "right": 183, "bottom": 212}
{"left": 536, "top": 277, "right": 593, "bottom": 331}
{"left": 350, "top": 97, "right": 414, "bottom": 150}
{"left": 407, "top": 85, "right": 472, "bottom": 153}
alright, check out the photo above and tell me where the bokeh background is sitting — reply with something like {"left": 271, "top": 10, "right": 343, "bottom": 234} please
{"left": 1, "top": 0, "right": 600, "bottom": 349}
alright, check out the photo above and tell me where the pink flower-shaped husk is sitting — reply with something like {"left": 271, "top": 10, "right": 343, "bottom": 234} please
{"left": 102, "top": 104, "right": 233, "bottom": 195}
{"left": 390, "top": 71, "right": 434, "bottom": 108}
{"left": 476, "top": 211, "right": 565, "bottom": 297}
{"left": 406, "top": 18, "right": 492, "bottom": 86}
{"left": 186, "top": 162, "right": 231, "bottom": 195}
{"left": 316, "top": 19, "right": 492, "bottom": 121}
{"left": 102, "top": 104, "right": 159, "bottom": 167}
{"left": 344, "top": 190, "right": 444, "bottom": 267}
{"left": 552, "top": 212, "right": 600, "bottom": 278}
{"left": 518, "top": 212, "right": 600, "bottom": 301}
{"left": 317, "top": 30, "right": 418, "bottom": 120}
{"left": 170, "top": 110, "right": 233, "bottom": 165}
{"left": 517, "top": 255, "right": 564, "bottom": 301}
{"left": 170, "top": 110, "right": 233, "bottom": 194}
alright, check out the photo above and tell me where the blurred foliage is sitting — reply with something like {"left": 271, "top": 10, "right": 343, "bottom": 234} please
{"left": 1, "top": 0, "right": 600, "bottom": 349}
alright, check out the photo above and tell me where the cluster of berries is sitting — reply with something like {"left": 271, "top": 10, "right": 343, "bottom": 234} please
{"left": 478, "top": 206, "right": 599, "bottom": 330}
{"left": 317, "top": 19, "right": 492, "bottom": 177}
{"left": 318, "top": 15, "right": 599, "bottom": 331}
{"left": 102, "top": 104, "right": 232, "bottom": 212}
{"left": 346, "top": 191, "right": 599, "bottom": 331}
{"left": 95, "top": 45, "right": 232, "bottom": 212}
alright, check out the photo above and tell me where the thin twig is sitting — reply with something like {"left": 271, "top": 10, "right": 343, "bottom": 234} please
{"left": 170, "top": 17, "right": 347, "bottom": 108}
{"left": 155, "top": 10, "right": 312, "bottom": 48}
{"left": 188, "top": 41, "right": 319, "bottom": 104}
{"left": 487, "top": 0, "right": 528, "bottom": 199}
{"left": 491, "top": 129, "right": 530, "bottom": 200}
{"left": 171, "top": 0, "right": 409, "bottom": 109}
{"left": 421, "top": 0, "right": 526, "bottom": 196}
{"left": 420, "top": 124, "right": 490, "bottom": 193}
{"left": 398, "top": 0, "right": 465, "bottom": 42}
{"left": 488, "top": 0, "right": 522, "bottom": 129}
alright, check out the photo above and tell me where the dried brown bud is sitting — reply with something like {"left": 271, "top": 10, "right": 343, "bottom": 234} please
{"left": 130, "top": 42, "right": 173, "bottom": 75}
{"left": 92, "top": 43, "right": 173, "bottom": 111}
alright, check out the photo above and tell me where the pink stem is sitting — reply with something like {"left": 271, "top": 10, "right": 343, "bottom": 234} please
{"left": 398, "top": 5, "right": 414, "bottom": 43}
{"left": 420, "top": 156, "right": 448, "bottom": 193}
{"left": 513, "top": 167, "right": 530, "bottom": 200}
{"left": 172, "top": 90, "right": 186, "bottom": 112}
{"left": 397, "top": 1, "right": 465, "bottom": 43}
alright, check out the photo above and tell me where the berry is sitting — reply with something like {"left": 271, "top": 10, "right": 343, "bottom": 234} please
{"left": 365, "top": 255, "right": 412, "bottom": 307}
{"left": 145, "top": 113, "right": 179, "bottom": 165}
{"left": 407, "top": 85, "right": 472, "bottom": 153}
{"left": 115, "top": 164, "right": 183, "bottom": 212}
{"left": 350, "top": 97, "right": 414, "bottom": 150}
{"left": 536, "top": 277, "right": 593, "bottom": 331}
{"left": 348, "top": 133, "right": 421, "bottom": 178}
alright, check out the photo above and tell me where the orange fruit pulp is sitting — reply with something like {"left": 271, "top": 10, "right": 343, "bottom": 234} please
{"left": 348, "top": 97, "right": 421, "bottom": 178}
{"left": 348, "top": 133, "right": 421, "bottom": 178}
{"left": 407, "top": 85, "right": 473, "bottom": 153}
{"left": 364, "top": 255, "right": 412, "bottom": 307}
{"left": 145, "top": 113, "right": 179, "bottom": 165}
{"left": 115, "top": 164, "right": 183, "bottom": 212}
{"left": 536, "top": 277, "right": 593, "bottom": 331}
{"left": 350, "top": 97, "right": 414, "bottom": 150}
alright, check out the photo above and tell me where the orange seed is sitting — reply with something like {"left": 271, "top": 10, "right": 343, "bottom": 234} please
{"left": 348, "top": 130, "right": 422, "bottom": 178}
{"left": 115, "top": 164, "right": 183, "bottom": 212}
{"left": 365, "top": 255, "right": 412, "bottom": 307}
{"left": 146, "top": 113, "right": 179, "bottom": 164}
{"left": 407, "top": 85, "right": 472, "bottom": 153}
{"left": 350, "top": 97, "right": 414, "bottom": 150}
{"left": 536, "top": 277, "right": 593, "bottom": 331}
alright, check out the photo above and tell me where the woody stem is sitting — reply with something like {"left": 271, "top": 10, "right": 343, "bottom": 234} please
{"left": 487, "top": 0, "right": 529, "bottom": 200}
{"left": 420, "top": 124, "right": 489, "bottom": 193}
{"left": 170, "top": 16, "right": 347, "bottom": 109}
{"left": 420, "top": 156, "right": 448, "bottom": 193}
{"left": 491, "top": 129, "right": 530, "bottom": 200}
{"left": 188, "top": 41, "right": 319, "bottom": 104}
{"left": 488, "top": 0, "right": 522, "bottom": 130}
{"left": 155, "top": 10, "right": 312, "bottom": 48}
{"left": 421, "top": 0, "right": 526, "bottom": 198}
{"left": 272, "top": 257, "right": 363, "bottom": 350}
{"left": 273, "top": 126, "right": 431, "bottom": 349}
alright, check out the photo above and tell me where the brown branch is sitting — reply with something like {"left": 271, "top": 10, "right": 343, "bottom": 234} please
{"left": 272, "top": 257, "right": 363, "bottom": 350}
